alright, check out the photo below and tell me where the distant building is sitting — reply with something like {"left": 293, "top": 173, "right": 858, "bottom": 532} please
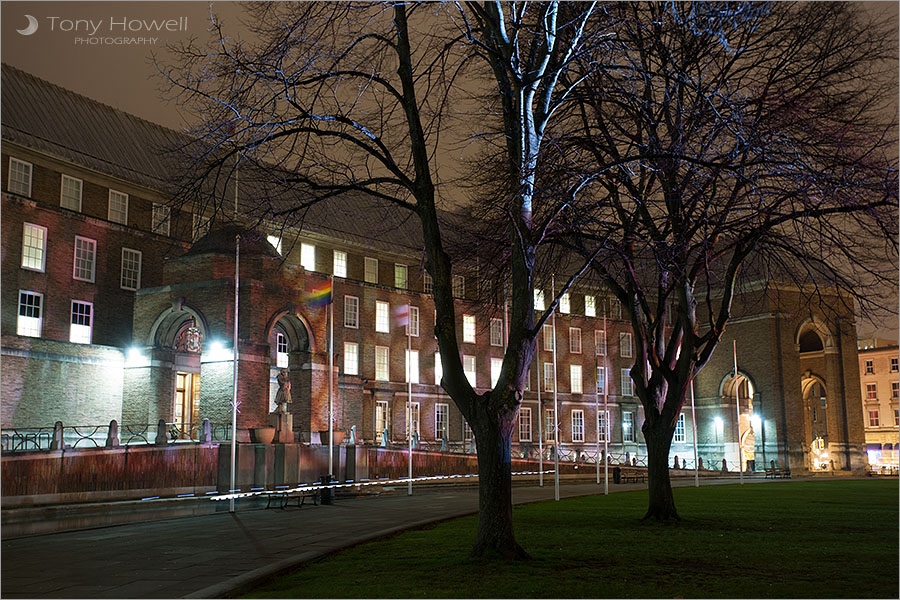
{"left": 857, "top": 338, "right": 900, "bottom": 471}
{"left": 0, "top": 64, "right": 868, "bottom": 474}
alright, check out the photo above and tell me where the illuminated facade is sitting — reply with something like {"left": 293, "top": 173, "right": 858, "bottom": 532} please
{"left": 857, "top": 339, "right": 900, "bottom": 471}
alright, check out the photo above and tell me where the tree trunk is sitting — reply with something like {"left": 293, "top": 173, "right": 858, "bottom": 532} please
{"left": 471, "top": 407, "right": 531, "bottom": 560}
{"left": 642, "top": 420, "right": 680, "bottom": 521}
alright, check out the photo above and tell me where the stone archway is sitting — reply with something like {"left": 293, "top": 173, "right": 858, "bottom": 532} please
{"left": 801, "top": 372, "right": 830, "bottom": 470}
{"left": 265, "top": 308, "right": 314, "bottom": 441}
{"left": 719, "top": 371, "right": 759, "bottom": 471}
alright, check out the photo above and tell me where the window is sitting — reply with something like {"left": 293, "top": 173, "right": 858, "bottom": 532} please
{"left": 865, "top": 359, "right": 874, "bottom": 374}
{"left": 534, "top": 289, "right": 545, "bottom": 311}
{"left": 623, "top": 412, "right": 635, "bottom": 442}
{"left": 60, "top": 175, "right": 82, "bottom": 211}
{"left": 108, "top": 190, "right": 128, "bottom": 224}
{"left": 559, "top": 293, "right": 570, "bottom": 314}
{"left": 121, "top": 248, "right": 142, "bottom": 290}
{"left": 868, "top": 409, "right": 880, "bottom": 427}
{"left": 610, "top": 298, "right": 622, "bottom": 319}
{"left": 545, "top": 409, "right": 555, "bottom": 441}
{"left": 435, "top": 403, "right": 449, "bottom": 440}
{"left": 423, "top": 272, "right": 433, "bottom": 294}
{"left": 406, "top": 402, "right": 421, "bottom": 437}
{"left": 300, "top": 243, "right": 316, "bottom": 271}
{"left": 543, "top": 362, "right": 554, "bottom": 392}
{"left": 266, "top": 235, "right": 282, "bottom": 255}
{"left": 569, "top": 327, "right": 582, "bottom": 354}
{"left": 464, "top": 421, "right": 473, "bottom": 443}
{"left": 333, "top": 250, "right": 347, "bottom": 278}
{"left": 674, "top": 413, "right": 686, "bottom": 443}
{"left": 375, "top": 301, "right": 390, "bottom": 333}
{"left": 620, "top": 332, "right": 633, "bottom": 358}
{"left": 365, "top": 257, "right": 378, "bottom": 283}
{"left": 572, "top": 410, "right": 585, "bottom": 442}
{"left": 595, "top": 330, "right": 607, "bottom": 356}
{"left": 570, "top": 364, "right": 583, "bottom": 394}
{"left": 598, "top": 410, "right": 609, "bottom": 442}
{"left": 405, "top": 350, "right": 419, "bottom": 384}
{"left": 463, "top": 315, "right": 476, "bottom": 343}
{"left": 17, "top": 291, "right": 42, "bottom": 337}
{"left": 275, "top": 332, "right": 289, "bottom": 368}
{"left": 344, "top": 342, "right": 358, "bottom": 375}
{"left": 543, "top": 324, "right": 554, "bottom": 351}
{"left": 452, "top": 275, "right": 465, "bottom": 298}
{"left": 344, "top": 296, "right": 359, "bottom": 328}
{"left": 375, "top": 401, "right": 389, "bottom": 438}
{"left": 490, "top": 318, "right": 504, "bottom": 347}
{"left": 73, "top": 236, "right": 96, "bottom": 282}
{"left": 375, "top": 346, "right": 390, "bottom": 381}
{"left": 464, "top": 355, "right": 477, "bottom": 387}
{"left": 8, "top": 157, "right": 32, "bottom": 196}
{"left": 866, "top": 383, "right": 877, "bottom": 401}
{"left": 519, "top": 407, "right": 532, "bottom": 442}
{"left": 410, "top": 306, "right": 420, "bottom": 337}
{"left": 394, "top": 264, "right": 408, "bottom": 289}
{"left": 621, "top": 369, "right": 634, "bottom": 397}
{"left": 491, "top": 357, "right": 503, "bottom": 387}
{"left": 892, "top": 382, "right": 899, "bottom": 400}
{"left": 895, "top": 409, "right": 900, "bottom": 427}
{"left": 891, "top": 357, "right": 898, "bottom": 373}
{"left": 596, "top": 366, "right": 606, "bottom": 395}
{"left": 585, "top": 295, "right": 596, "bottom": 317}
{"left": 21, "top": 223, "right": 46, "bottom": 272}
{"left": 192, "top": 214, "right": 211, "bottom": 241}
{"left": 152, "top": 203, "right": 170, "bottom": 236}
{"left": 434, "top": 352, "right": 442, "bottom": 385}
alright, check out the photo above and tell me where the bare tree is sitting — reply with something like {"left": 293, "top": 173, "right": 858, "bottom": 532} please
{"left": 554, "top": 2, "right": 898, "bottom": 519}
{"left": 160, "top": 2, "right": 609, "bottom": 558}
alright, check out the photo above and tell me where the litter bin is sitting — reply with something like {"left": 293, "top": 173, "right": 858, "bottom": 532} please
{"left": 613, "top": 466, "right": 621, "bottom": 484}
{"left": 320, "top": 474, "right": 333, "bottom": 505}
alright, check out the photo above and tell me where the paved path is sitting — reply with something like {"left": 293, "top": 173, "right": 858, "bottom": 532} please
{"left": 1, "top": 477, "right": 775, "bottom": 599}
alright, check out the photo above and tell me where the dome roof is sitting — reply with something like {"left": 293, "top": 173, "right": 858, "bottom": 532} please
{"left": 182, "top": 223, "right": 281, "bottom": 259}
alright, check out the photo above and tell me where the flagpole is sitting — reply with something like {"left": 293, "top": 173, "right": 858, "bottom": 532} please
{"left": 229, "top": 234, "right": 240, "bottom": 513}
{"left": 603, "top": 307, "right": 609, "bottom": 496}
{"left": 552, "top": 275, "right": 559, "bottom": 502}
{"left": 328, "top": 275, "right": 334, "bottom": 480}
{"left": 595, "top": 344, "right": 600, "bottom": 486}
{"left": 537, "top": 362, "right": 543, "bottom": 487}
{"left": 690, "top": 379, "right": 699, "bottom": 487}
{"left": 734, "top": 340, "right": 743, "bottom": 485}
{"left": 407, "top": 303, "right": 413, "bottom": 496}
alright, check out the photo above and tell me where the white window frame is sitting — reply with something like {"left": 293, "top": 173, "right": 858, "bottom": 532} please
{"left": 452, "top": 275, "right": 465, "bottom": 298}
{"left": 545, "top": 408, "right": 556, "bottom": 441}
{"left": 674, "top": 413, "right": 686, "bottom": 443}
{"left": 892, "top": 381, "right": 899, "bottom": 400}
{"left": 344, "top": 342, "right": 359, "bottom": 375}
{"left": 621, "top": 368, "right": 634, "bottom": 397}
{"left": 405, "top": 349, "right": 420, "bottom": 384}
{"left": 464, "top": 421, "right": 473, "bottom": 443}
{"left": 490, "top": 318, "right": 504, "bottom": 347}
{"left": 596, "top": 366, "right": 606, "bottom": 396}
{"left": 435, "top": 403, "right": 449, "bottom": 440}
{"left": 623, "top": 411, "right": 635, "bottom": 442}
{"left": 534, "top": 289, "right": 545, "bottom": 311}
{"left": 572, "top": 410, "right": 585, "bottom": 442}
{"left": 121, "top": 248, "right": 142, "bottom": 291}
{"left": 409, "top": 306, "right": 420, "bottom": 337}
{"left": 406, "top": 402, "right": 421, "bottom": 437}
{"left": 569, "top": 327, "right": 582, "bottom": 354}
{"left": 21, "top": 222, "right": 47, "bottom": 272}
{"left": 543, "top": 324, "right": 554, "bottom": 351}
{"left": 560, "top": 293, "right": 571, "bottom": 314}
{"left": 620, "top": 332, "right": 633, "bottom": 358}
{"left": 585, "top": 295, "right": 596, "bottom": 317}
{"left": 463, "top": 315, "right": 476, "bottom": 344}
{"left": 463, "top": 355, "right": 477, "bottom": 387}
{"left": 423, "top": 272, "right": 434, "bottom": 294}
{"left": 333, "top": 250, "right": 348, "bottom": 278}
{"left": 300, "top": 243, "right": 316, "bottom": 271}
{"left": 868, "top": 409, "right": 880, "bottom": 427}
{"left": 73, "top": 235, "right": 96, "bottom": 283}
{"left": 276, "top": 332, "right": 289, "bottom": 368}
{"left": 152, "top": 203, "right": 170, "bottom": 236}
{"left": 364, "top": 257, "right": 378, "bottom": 283}
{"left": 891, "top": 357, "right": 899, "bottom": 373}
{"left": 866, "top": 383, "right": 877, "bottom": 401}
{"left": 865, "top": 359, "right": 874, "bottom": 374}
{"left": 394, "top": 264, "right": 408, "bottom": 289}
{"left": 8, "top": 157, "right": 32, "bottom": 196}
{"left": 375, "top": 300, "right": 390, "bottom": 333}
{"left": 108, "top": 189, "right": 129, "bottom": 225}
{"left": 375, "top": 346, "right": 390, "bottom": 381}
{"left": 543, "top": 361, "right": 554, "bottom": 392}
{"left": 375, "top": 400, "right": 389, "bottom": 438}
{"left": 17, "top": 290, "right": 43, "bottom": 337}
{"left": 344, "top": 295, "right": 359, "bottom": 329}
{"left": 267, "top": 235, "right": 282, "bottom": 256}
{"left": 598, "top": 410, "right": 609, "bottom": 442}
{"left": 491, "top": 357, "right": 503, "bottom": 387}
{"left": 519, "top": 407, "right": 532, "bottom": 442}
{"left": 60, "top": 174, "right": 82, "bottom": 211}
{"left": 595, "top": 330, "right": 607, "bottom": 356}
{"left": 570, "top": 364, "right": 583, "bottom": 394}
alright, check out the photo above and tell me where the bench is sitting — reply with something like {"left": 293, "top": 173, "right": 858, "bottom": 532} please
{"left": 264, "top": 488, "right": 319, "bottom": 509}
{"left": 764, "top": 467, "right": 791, "bottom": 479}
{"left": 618, "top": 467, "right": 647, "bottom": 483}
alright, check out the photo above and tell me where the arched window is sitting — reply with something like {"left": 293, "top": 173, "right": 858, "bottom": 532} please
{"left": 799, "top": 330, "right": 824, "bottom": 353}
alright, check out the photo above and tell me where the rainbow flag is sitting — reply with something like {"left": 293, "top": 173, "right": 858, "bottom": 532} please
{"left": 306, "top": 280, "right": 332, "bottom": 308}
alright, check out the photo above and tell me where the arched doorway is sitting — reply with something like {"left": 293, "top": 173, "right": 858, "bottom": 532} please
{"left": 265, "top": 310, "right": 312, "bottom": 436}
{"left": 720, "top": 371, "right": 759, "bottom": 471}
{"left": 801, "top": 374, "right": 830, "bottom": 470}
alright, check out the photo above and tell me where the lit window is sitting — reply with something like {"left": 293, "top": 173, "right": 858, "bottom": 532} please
{"left": 409, "top": 306, "right": 420, "bottom": 337}
{"left": 584, "top": 295, "right": 596, "bottom": 317}
{"left": 375, "top": 301, "right": 390, "bottom": 333}
{"left": 623, "top": 411, "right": 634, "bottom": 442}
{"left": 406, "top": 350, "right": 419, "bottom": 384}
{"left": 434, "top": 352, "right": 442, "bottom": 385}
{"left": 463, "top": 315, "right": 476, "bottom": 343}
{"left": 543, "top": 362, "right": 554, "bottom": 392}
{"left": 70, "top": 302, "right": 92, "bottom": 345}
{"left": 865, "top": 360, "right": 874, "bottom": 374}
{"left": 490, "top": 318, "right": 503, "bottom": 347}
{"left": 365, "top": 257, "right": 378, "bottom": 283}
{"left": 534, "top": 289, "right": 545, "bottom": 311}
{"left": 892, "top": 382, "right": 899, "bottom": 400}
{"left": 543, "top": 324, "right": 554, "bottom": 351}
{"left": 121, "top": 248, "right": 142, "bottom": 290}
{"left": 375, "top": 401, "right": 389, "bottom": 438}
{"left": 344, "top": 296, "right": 359, "bottom": 328}
{"left": 674, "top": 413, "right": 686, "bottom": 443}
{"left": 266, "top": 235, "right": 282, "bottom": 255}
{"left": 596, "top": 366, "right": 606, "bottom": 395}
{"left": 621, "top": 369, "right": 634, "bottom": 397}
{"left": 570, "top": 364, "right": 582, "bottom": 394}
{"left": 406, "top": 402, "right": 420, "bottom": 437}
{"left": 572, "top": 410, "right": 584, "bottom": 442}
{"left": 491, "top": 357, "right": 503, "bottom": 387}
{"left": 152, "top": 203, "right": 170, "bottom": 236}
{"left": 375, "top": 346, "right": 390, "bottom": 381}
{"left": 276, "top": 332, "right": 289, "bottom": 368}
{"left": 73, "top": 236, "right": 96, "bottom": 282}
{"left": 423, "top": 272, "right": 433, "bottom": 294}
{"left": 17, "top": 291, "right": 42, "bottom": 337}
{"left": 193, "top": 214, "right": 211, "bottom": 241}
{"left": 300, "top": 243, "right": 316, "bottom": 271}
{"left": 519, "top": 407, "right": 532, "bottom": 442}
{"left": 8, "top": 157, "right": 32, "bottom": 196}
{"left": 464, "top": 355, "right": 477, "bottom": 387}
{"left": 545, "top": 409, "right": 555, "bottom": 441}
{"left": 464, "top": 421, "right": 473, "bottom": 442}
{"left": 569, "top": 327, "right": 582, "bottom": 354}
{"left": 452, "top": 275, "right": 465, "bottom": 298}
{"left": 333, "top": 250, "right": 347, "bottom": 278}
{"left": 435, "top": 403, "right": 449, "bottom": 440}
{"left": 21, "top": 223, "right": 46, "bottom": 272}
{"left": 891, "top": 357, "right": 898, "bottom": 373}
{"left": 598, "top": 410, "right": 609, "bottom": 441}
{"left": 595, "top": 330, "right": 607, "bottom": 356}
{"left": 108, "top": 190, "right": 128, "bottom": 224}
{"left": 620, "top": 332, "right": 633, "bottom": 358}
{"left": 868, "top": 409, "right": 880, "bottom": 428}
{"left": 866, "top": 383, "right": 877, "bottom": 401}
{"left": 60, "top": 175, "right": 82, "bottom": 211}
{"left": 895, "top": 409, "right": 900, "bottom": 427}
{"left": 395, "top": 264, "right": 408, "bottom": 289}
{"left": 560, "top": 293, "right": 570, "bottom": 314}
{"left": 344, "top": 342, "right": 358, "bottom": 375}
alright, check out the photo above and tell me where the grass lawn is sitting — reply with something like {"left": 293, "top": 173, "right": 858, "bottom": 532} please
{"left": 243, "top": 480, "right": 898, "bottom": 598}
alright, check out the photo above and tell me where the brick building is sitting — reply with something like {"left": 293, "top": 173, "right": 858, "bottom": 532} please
{"left": 857, "top": 338, "right": 900, "bottom": 471}
{"left": 0, "top": 64, "right": 868, "bottom": 474}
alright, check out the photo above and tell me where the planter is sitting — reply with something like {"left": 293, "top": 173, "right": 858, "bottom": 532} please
{"left": 318, "top": 430, "right": 345, "bottom": 445}
{"left": 249, "top": 427, "right": 276, "bottom": 444}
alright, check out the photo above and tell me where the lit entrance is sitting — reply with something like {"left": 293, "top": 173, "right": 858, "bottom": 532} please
{"left": 174, "top": 372, "right": 201, "bottom": 438}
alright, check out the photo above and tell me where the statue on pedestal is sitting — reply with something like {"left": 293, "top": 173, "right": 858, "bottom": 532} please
{"left": 270, "top": 369, "right": 294, "bottom": 442}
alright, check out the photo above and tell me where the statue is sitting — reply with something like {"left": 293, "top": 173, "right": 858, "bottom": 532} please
{"left": 275, "top": 369, "right": 292, "bottom": 413}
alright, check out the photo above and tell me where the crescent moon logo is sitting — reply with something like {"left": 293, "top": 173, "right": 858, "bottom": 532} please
{"left": 17, "top": 15, "right": 39, "bottom": 36}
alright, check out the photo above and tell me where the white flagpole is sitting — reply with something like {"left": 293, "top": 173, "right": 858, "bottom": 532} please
{"left": 690, "top": 379, "right": 699, "bottom": 487}
{"left": 603, "top": 308, "right": 609, "bottom": 495}
{"left": 328, "top": 276, "right": 334, "bottom": 480}
{"left": 552, "top": 275, "right": 559, "bottom": 502}
{"left": 595, "top": 345, "right": 600, "bottom": 486}
{"left": 734, "top": 340, "right": 743, "bottom": 484}
{"left": 230, "top": 234, "right": 240, "bottom": 513}
{"left": 537, "top": 363, "right": 543, "bottom": 487}
{"left": 407, "top": 304, "right": 413, "bottom": 496}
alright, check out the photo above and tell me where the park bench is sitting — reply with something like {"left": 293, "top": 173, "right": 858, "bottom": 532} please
{"left": 264, "top": 487, "right": 319, "bottom": 509}
{"left": 618, "top": 467, "right": 647, "bottom": 483}
{"left": 764, "top": 467, "right": 791, "bottom": 479}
